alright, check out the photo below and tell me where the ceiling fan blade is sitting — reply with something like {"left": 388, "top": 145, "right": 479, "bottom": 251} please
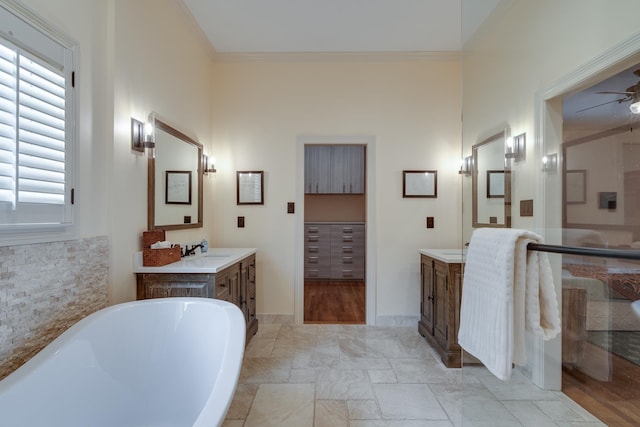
{"left": 596, "top": 91, "right": 635, "bottom": 95}
{"left": 575, "top": 97, "right": 630, "bottom": 113}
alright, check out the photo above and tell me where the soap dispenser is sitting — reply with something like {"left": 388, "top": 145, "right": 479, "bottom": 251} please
{"left": 201, "top": 238, "right": 208, "bottom": 253}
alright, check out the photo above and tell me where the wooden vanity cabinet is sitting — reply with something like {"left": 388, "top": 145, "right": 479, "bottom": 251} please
{"left": 136, "top": 253, "right": 258, "bottom": 343}
{"left": 239, "top": 254, "right": 258, "bottom": 338}
{"left": 418, "top": 253, "right": 464, "bottom": 368}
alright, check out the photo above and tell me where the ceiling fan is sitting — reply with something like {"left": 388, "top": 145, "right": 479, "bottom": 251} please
{"left": 577, "top": 69, "right": 640, "bottom": 114}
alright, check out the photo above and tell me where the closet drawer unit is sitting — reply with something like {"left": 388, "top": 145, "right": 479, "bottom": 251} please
{"left": 304, "top": 223, "right": 331, "bottom": 279}
{"left": 330, "top": 224, "right": 365, "bottom": 256}
{"left": 304, "top": 256, "right": 331, "bottom": 278}
{"left": 330, "top": 262, "right": 365, "bottom": 279}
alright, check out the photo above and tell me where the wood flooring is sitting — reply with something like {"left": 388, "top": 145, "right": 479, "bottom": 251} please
{"left": 562, "top": 341, "right": 640, "bottom": 426}
{"left": 304, "top": 280, "right": 365, "bottom": 324}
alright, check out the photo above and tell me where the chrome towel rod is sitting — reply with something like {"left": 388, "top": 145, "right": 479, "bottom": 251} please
{"left": 527, "top": 243, "right": 640, "bottom": 261}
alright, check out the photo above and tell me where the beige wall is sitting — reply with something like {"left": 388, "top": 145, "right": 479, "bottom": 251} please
{"left": 461, "top": 0, "right": 640, "bottom": 388}
{"left": 209, "top": 59, "right": 462, "bottom": 319}
{"left": 13, "top": 1, "right": 463, "bottom": 322}
{"left": 110, "top": 0, "right": 214, "bottom": 303}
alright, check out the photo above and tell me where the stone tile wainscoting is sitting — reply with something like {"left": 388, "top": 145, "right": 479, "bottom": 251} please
{"left": 0, "top": 236, "right": 109, "bottom": 379}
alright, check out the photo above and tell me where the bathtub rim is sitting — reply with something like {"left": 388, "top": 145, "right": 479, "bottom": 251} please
{"left": 0, "top": 297, "right": 246, "bottom": 427}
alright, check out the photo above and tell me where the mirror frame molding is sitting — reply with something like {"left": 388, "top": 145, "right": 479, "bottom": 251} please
{"left": 147, "top": 119, "right": 203, "bottom": 230}
{"left": 472, "top": 129, "right": 512, "bottom": 228}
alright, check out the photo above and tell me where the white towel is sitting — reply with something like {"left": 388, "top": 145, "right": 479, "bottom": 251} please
{"left": 458, "top": 228, "right": 561, "bottom": 380}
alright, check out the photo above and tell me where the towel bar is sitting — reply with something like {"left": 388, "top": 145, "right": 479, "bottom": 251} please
{"left": 526, "top": 243, "right": 640, "bottom": 261}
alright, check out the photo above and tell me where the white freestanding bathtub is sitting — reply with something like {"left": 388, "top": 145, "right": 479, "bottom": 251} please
{"left": 0, "top": 297, "right": 246, "bottom": 427}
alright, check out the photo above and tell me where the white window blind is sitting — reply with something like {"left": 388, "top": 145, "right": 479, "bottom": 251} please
{"left": 0, "top": 3, "right": 75, "bottom": 232}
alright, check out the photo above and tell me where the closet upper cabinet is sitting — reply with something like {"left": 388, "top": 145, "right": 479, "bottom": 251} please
{"left": 305, "top": 145, "right": 365, "bottom": 194}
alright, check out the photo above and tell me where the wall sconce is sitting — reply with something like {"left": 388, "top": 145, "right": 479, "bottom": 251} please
{"left": 458, "top": 155, "right": 473, "bottom": 176}
{"left": 143, "top": 112, "right": 156, "bottom": 159}
{"left": 131, "top": 118, "right": 145, "bottom": 153}
{"left": 203, "top": 154, "right": 217, "bottom": 175}
{"left": 542, "top": 153, "right": 558, "bottom": 172}
{"left": 505, "top": 132, "right": 526, "bottom": 162}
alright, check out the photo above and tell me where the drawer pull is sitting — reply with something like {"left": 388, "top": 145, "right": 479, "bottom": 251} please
{"left": 308, "top": 256, "right": 318, "bottom": 264}
{"left": 342, "top": 236, "right": 353, "bottom": 242}
{"left": 308, "top": 227, "right": 318, "bottom": 232}
{"left": 342, "top": 257, "right": 353, "bottom": 264}
{"left": 308, "top": 236, "right": 319, "bottom": 242}
{"left": 343, "top": 228, "right": 353, "bottom": 233}
{"left": 342, "top": 270, "right": 353, "bottom": 277}
{"left": 308, "top": 246, "right": 319, "bottom": 253}
{"left": 342, "top": 246, "right": 353, "bottom": 253}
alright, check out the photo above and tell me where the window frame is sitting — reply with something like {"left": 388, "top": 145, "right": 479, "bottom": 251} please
{"left": 0, "top": 0, "right": 78, "bottom": 246}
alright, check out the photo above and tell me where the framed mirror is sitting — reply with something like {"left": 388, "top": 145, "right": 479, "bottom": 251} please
{"left": 472, "top": 129, "right": 511, "bottom": 228}
{"left": 148, "top": 119, "right": 203, "bottom": 230}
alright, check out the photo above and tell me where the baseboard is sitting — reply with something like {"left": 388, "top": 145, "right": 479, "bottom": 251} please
{"left": 257, "top": 314, "right": 294, "bottom": 324}
{"left": 375, "top": 315, "right": 420, "bottom": 326}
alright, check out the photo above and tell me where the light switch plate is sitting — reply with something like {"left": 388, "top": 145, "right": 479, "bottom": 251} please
{"left": 237, "top": 216, "right": 245, "bottom": 228}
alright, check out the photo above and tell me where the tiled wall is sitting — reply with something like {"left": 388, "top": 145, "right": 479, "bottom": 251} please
{"left": 0, "top": 236, "right": 109, "bottom": 379}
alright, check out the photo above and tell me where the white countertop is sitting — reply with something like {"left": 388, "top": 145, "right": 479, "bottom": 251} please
{"left": 419, "top": 248, "right": 466, "bottom": 264}
{"left": 133, "top": 248, "right": 256, "bottom": 273}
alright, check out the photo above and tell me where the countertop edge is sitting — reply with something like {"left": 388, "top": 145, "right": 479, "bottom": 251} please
{"left": 419, "top": 248, "right": 466, "bottom": 264}
{"left": 133, "top": 248, "right": 257, "bottom": 274}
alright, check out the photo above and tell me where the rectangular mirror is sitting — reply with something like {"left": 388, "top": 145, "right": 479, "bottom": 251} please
{"left": 472, "top": 129, "right": 511, "bottom": 228}
{"left": 148, "top": 118, "right": 203, "bottom": 230}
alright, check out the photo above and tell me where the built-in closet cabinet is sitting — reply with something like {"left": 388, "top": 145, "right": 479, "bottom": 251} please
{"left": 304, "top": 223, "right": 365, "bottom": 280}
{"left": 305, "top": 145, "right": 365, "bottom": 194}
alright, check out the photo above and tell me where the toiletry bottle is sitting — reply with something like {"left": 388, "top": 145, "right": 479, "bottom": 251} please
{"left": 201, "top": 238, "right": 208, "bottom": 253}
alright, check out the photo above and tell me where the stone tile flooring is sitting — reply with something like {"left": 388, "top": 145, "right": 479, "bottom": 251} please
{"left": 223, "top": 322, "right": 605, "bottom": 426}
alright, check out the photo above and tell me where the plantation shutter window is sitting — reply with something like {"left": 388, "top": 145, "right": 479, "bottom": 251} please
{"left": 0, "top": 3, "right": 75, "bottom": 231}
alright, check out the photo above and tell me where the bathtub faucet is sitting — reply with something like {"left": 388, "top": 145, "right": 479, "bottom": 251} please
{"left": 182, "top": 244, "right": 203, "bottom": 257}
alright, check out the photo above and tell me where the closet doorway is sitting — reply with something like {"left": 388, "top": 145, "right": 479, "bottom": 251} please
{"left": 303, "top": 143, "right": 366, "bottom": 324}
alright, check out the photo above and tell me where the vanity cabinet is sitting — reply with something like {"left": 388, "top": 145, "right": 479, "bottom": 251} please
{"left": 418, "top": 252, "right": 465, "bottom": 368}
{"left": 304, "top": 223, "right": 365, "bottom": 280}
{"left": 304, "top": 145, "right": 365, "bottom": 194}
{"left": 136, "top": 253, "right": 258, "bottom": 343}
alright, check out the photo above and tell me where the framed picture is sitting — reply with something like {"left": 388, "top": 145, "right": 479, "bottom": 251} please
{"left": 486, "top": 170, "right": 505, "bottom": 198}
{"left": 403, "top": 170, "right": 437, "bottom": 198}
{"left": 165, "top": 170, "right": 192, "bottom": 204}
{"left": 237, "top": 171, "right": 264, "bottom": 205}
{"left": 566, "top": 169, "right": 586, "bottom": 204}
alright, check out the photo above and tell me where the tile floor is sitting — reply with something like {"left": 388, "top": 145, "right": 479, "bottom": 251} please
{"left": 223, "top": 321, "right": 605, "bottom": 426}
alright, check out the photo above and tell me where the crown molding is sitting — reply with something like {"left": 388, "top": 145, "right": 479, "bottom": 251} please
{"left": 211, "top": 50, "right": 461, "bottom": 63}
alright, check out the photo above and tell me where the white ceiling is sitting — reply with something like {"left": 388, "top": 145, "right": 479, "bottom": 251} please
{"left": 180, "top": 0, "right": 502, "bottom": 54}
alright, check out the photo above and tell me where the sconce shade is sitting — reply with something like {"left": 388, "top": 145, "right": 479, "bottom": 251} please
{"left": 505, "top": 133, "right": 526, "bottom": 162}
{"left": 542, "top": 153, "right": 558, "bottom": 172}
{"left": 203, "top": 154, "right": 216, "bottom": 174}
{"left": 459, "top": 155, "right": 473, "bottom": 176}
{"left": 630, "top": 101, "right": 640, "bottom": 114}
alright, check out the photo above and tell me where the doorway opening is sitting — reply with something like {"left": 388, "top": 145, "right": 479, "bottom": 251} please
{"left": 302, "top": 143, "right": 367, "bottom": 324}
{"left": 556, "top": 58, "right": 640, "bottom": 425}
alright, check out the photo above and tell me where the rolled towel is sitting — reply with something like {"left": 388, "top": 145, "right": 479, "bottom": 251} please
{"left": 150, "top": 240, "right": 173, "bottom": 249}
